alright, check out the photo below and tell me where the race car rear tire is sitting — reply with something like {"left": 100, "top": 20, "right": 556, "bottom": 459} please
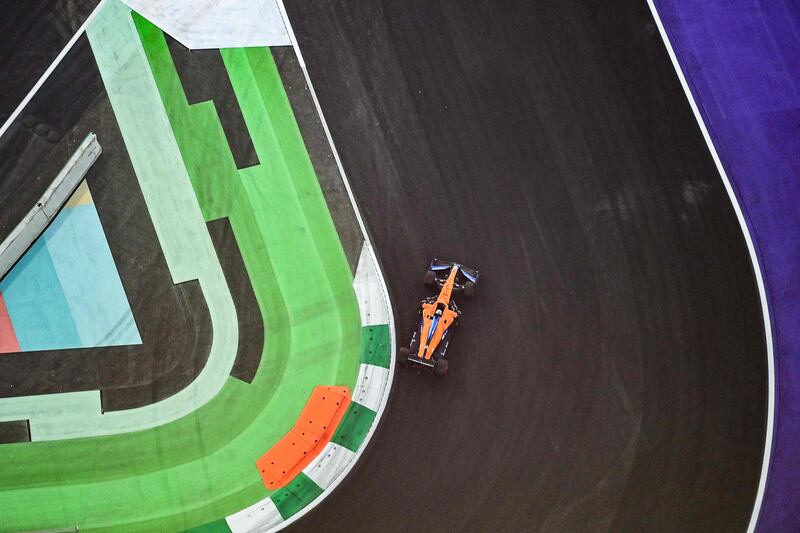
{"left": 434, "top": 358, "right": 449, "bottom": 377}
{"left": 398, "top": 347, "right": 410, "bottom": 366}
{"left": 424, "top": 270, "right": 436, "bottom": 287}
{"left": 464, "top": 281, "right": 475, "bottom": 299}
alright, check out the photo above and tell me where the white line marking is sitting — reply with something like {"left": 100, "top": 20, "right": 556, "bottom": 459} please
{"left": 646, "top": 2, "right": 774, "bottom": 531}
{"left": 353, "top": 363, "right": 391, "bottom": 412}
{"left": 0, "top": 0, "right": 110, "bottom": 142}
{"left": 226, "top": 496, "right": 284, "bottom": 533}
{"left": 353, "top": 242, "right": 392, "bottom": 326}
{"left": 302, "top": 442, "right": 357, "bottom": 490}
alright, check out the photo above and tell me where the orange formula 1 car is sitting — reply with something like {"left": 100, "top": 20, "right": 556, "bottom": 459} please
{"left": 397, "top": 259, "right": 479, "bottom": 377}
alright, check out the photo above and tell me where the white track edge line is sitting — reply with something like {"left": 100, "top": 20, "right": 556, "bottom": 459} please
{"left": 646, "top": 2, "right": 774, "bottom": 532}
{"left": 0, "top": 0, "right": 110, "bottom": 141}
{"left": 270, "top": 1, "right": 397, "bottom": 531}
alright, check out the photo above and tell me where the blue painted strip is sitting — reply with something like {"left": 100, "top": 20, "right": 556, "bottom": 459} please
{"left": 0, "top": 238, "right": 82, "bottom": 351}
{"left": 653, "top": 1, "right": 799, "bottom": 529}
{"left": 428, "top": 316, "right": 439, "bottom": 342}
{"left": 44, "top": 204, "right": 141, "bottom": 347}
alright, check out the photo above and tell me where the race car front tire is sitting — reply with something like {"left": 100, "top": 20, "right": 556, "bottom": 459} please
{"left": 424, "top": 270, "right": 436, "bottom": 287}
{"left": 464, "top": 281, "right": 475, "bottom": 299}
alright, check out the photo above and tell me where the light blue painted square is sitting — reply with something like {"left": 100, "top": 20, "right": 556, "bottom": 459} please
{"left": 0, "top": 238, "right": 82, "bottom": 351}
{"left": 44, "top": 204, "right": 142, "bottom": 347}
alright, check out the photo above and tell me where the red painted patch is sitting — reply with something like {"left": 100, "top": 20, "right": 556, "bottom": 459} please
{"left": 0, "top": 292, "right": 20, "bottom": 353}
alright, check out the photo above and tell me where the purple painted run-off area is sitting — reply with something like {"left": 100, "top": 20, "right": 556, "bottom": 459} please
{"left": 653, "top": 0, "right": 800, "bottom": 530}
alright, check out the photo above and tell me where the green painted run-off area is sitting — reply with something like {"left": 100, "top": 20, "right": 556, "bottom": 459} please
{"left": 0, "top": 2, "right": 362, "bottom": 530}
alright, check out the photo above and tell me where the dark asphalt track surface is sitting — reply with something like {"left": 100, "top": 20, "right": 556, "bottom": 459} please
{"left": 0, "top": 0, "right": 98, "bottom": 123}
{"left": 0, "top": 1, "right": 767, "bottom": 531}
{"left": 284, "top": 1, "right": 767, "bottom": 531}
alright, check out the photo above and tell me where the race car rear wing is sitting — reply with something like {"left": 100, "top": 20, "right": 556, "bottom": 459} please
{"left": 406, "top": 354, "right": 436, "bottom": 369}
{"left": 429, "top": 258, "right": 479, "bottom": 288}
